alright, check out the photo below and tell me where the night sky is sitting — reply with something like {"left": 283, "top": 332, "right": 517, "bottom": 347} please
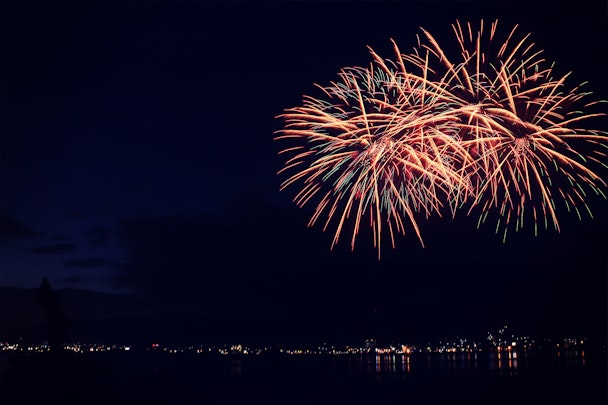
{"left": 1, "top": 1, "right": 607, "bottom": 345}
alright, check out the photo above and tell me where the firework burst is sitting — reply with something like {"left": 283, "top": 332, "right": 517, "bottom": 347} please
{"left": 275, "top": 20, "right": 608, "bottom": 257}
{"left": 409, "top": 19, "right": 608, "bottom": 241}
{"left": 275, "top": 42, "right": 469, "bottom": 259}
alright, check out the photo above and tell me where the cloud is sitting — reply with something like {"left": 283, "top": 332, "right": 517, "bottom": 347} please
{"left": 0, "top": 214, "right": 42, "bottom": 239}
{"left": 87, "top": 225, "right": 113, "bottom": 247}
{"left": 108, "top": 197, "right": 353, "bottom": 316}
{"left": 62, "top": 275, "right": 87, "bottom": 284}
{"left": 111, "top": 214, "right": 235, "bottom": 304}
{"left": 65, "top": 257, "right": 115, "bottom": 268}
{"left": 27, "top": 243, "right": 77, "bottom": 255}
{"left": 106, "top": 194, "right": 608, "bottom": 341}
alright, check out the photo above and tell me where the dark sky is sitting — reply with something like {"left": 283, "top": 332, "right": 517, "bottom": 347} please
{"left": 1, "top": 1, "right": 607, "bottom": 344}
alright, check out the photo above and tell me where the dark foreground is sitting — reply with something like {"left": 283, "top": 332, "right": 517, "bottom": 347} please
{"left": 1, "top": 349, "right": 606, "bottom": 405}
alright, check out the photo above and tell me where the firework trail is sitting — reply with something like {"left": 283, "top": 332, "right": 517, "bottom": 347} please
{"left": 275, "top": 19, "right": 608, "bottom": 257}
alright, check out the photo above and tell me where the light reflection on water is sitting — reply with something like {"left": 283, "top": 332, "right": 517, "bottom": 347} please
{"left": 339, "top": 349, "right": 588, "bottom": 377}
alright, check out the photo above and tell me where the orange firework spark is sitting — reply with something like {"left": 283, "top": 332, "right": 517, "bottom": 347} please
{"left": 275, "top": 42, "right": 469, "bottom": 259}
{"left": 275, "top": 20, "right": 608, "bottom": 257}
{"left": 411, "top": 19, "right": 608, "bottom": 241}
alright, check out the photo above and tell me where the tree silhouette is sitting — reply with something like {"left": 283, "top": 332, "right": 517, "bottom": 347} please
{"left": 35, "top": 277, "right": 67, "bottom": 353}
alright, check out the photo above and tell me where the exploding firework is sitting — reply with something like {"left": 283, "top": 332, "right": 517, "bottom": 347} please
{"left": 275, "top": 20, "right": 608, "bottom": 257}
{"left": 275, "top": 42, "right": 469, "bottom": 259}
{"left": 409, "top": 19, "right": 608, "bottom": 241}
